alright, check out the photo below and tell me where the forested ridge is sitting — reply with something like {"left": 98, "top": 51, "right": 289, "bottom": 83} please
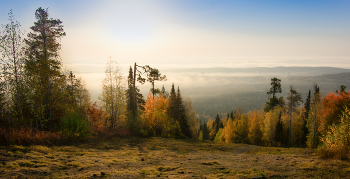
{"left": 1, "top": 8, "right": 350, "bottom": 161}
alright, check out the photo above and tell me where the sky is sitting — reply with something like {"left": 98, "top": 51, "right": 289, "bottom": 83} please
{"left": 1, "top": 0, "right": 350, "bottom": 101}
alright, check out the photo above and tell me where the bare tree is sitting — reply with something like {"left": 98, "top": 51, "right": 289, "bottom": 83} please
{"left": 100, "top": 60, "right": 125, "bottom": 128}
{"left": 0, "top": 10, "right": 25, "bottom": 123}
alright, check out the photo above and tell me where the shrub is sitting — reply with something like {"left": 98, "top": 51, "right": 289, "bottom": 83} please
{"left": 59, "top": 111, "right": 90, "bottom": 139}
{"left": 319, "top": 106, "right": 350, "bottom": 160}
{"left": 0, "top": 127, "right": 62, "bottom": 146}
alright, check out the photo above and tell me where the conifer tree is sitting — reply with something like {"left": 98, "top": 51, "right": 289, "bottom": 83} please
{"left": 203, "top": 122, "right": 209, "bottom": 140}
{"left": 336, "top": 85, "right": 346, "bottom": 93}
{"left": 146, "top": 68, "right": 166, "bottom": 99}
{"left": 176, "top": 86, "right": 192, "bottom": 138}
{"left": 25, "top": 7, "right": 65, "bottom": 129}
{"left": 274, "top": 112, "right": 284, "bottom": 146}
{"left": 265, "top": 77, "right": 283, "bottom": 112}
{"left": 304, "top": 90, "right": 311, "bottom": 118}
{"left": 215, "top": 113, "right": 221, "bottom": 134}
{"left": 160, "top": 85, "right": 169, "bottom": 98}
{"left": 167, "top": 84, "right": 191, "bottom": 137}
{"left": 168, "top": 83, "right": 177, "bottom": 122}
{"left": 126, "top": 66, "right": 135, "bottom": 113}
{"left": 302, "top": 89, "right": 311, "bottom": 145}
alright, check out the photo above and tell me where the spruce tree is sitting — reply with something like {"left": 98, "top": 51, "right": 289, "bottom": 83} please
{"left": 168, "top": 84, "right": 177, "bottom": 121}
{"left": 301, "top": 89, "right": 311, "bottom": 146}
{"left": 176, "top": 86, "right": 192, "bottom": 138}
{"left": 230, "top": 110, "right": 234, "bottom": 120}
{"left": 160, "top": 85, "right": 169, "bottom": 98}
{"left": 126, "top": 66, "right": 135, "bottom": 113}
{"left": 274, "top": 112, "right": 284, "bottom": 146}
{"left": 203, "top": 122, "right": 209, "bottom": 140}
{"left": 215, "top": 113, "right": 221, "bottom": 133}
{"left": 304, "top": 90, "right": 311, "bottom": 118}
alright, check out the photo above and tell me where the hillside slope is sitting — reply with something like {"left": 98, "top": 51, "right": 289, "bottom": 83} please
{"left": 1, "top": 137, "right": 349, "bottom": 178}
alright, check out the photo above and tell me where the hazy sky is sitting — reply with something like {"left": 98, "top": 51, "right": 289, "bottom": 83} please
{"left": 1, "top": 0, "right": 350, "bottom": 101}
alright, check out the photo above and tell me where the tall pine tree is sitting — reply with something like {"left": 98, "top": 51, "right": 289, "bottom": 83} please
{"left": 176, "top": 86, "right": 192, "bottom": 138}
{"left": 25, "top": 7, "right": 65, "bottom": 129}
{"left": 265, "top": 77, "right": 283, "bottom": 112}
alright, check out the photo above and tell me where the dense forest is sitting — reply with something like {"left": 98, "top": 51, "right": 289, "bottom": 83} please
{"left": 198, "top": 79, "right": 350, "bottom": 159}
{"left": 1, "top": 8, "right": 350, "bottom": 160}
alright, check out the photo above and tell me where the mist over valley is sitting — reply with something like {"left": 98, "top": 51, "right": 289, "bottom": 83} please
{"left": 82, "top": 66, "right": 350, "bottom": 122}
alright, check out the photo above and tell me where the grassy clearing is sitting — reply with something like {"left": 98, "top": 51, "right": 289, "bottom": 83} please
{"left": 0, "top": 137, "right": 349, "bottom": 178}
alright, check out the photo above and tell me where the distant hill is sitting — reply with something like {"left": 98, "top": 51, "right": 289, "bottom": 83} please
{"left": 163, "top": 66, "right": 350, "bottom": 76}
{"left": 162, "top": 67, "right": 350, "bottom": 122}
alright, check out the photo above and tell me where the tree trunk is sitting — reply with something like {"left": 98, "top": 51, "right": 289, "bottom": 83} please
{"left": 12, "top": 29, "right": 24, "bottom": 123}
{"left": 133, "top": 63, "right": 137, "bottom": 116}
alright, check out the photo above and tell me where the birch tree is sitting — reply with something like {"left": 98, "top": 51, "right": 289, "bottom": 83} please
{"left": 100, "top": 60, "right": 126, "bottom": 128}
{"left": 0, "top": 10, "right": 25, "bottom": 124}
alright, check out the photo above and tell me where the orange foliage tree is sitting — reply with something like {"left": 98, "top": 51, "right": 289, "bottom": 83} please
{"left": 321, "top": 91, "right": 350, "bottom": 135}
{"left": 141, "top": 93, "right": 174, "bottom": 136}
{"left": 87, "top": 102, "right": 107, "bottom": 128}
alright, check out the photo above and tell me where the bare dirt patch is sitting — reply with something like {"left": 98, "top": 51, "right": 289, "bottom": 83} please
{"left": 0, "top": 137, "right": 349, "bottom": 178}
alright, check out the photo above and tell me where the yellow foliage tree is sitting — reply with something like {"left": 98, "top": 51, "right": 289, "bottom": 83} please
{"left": 223, "top": 118, "right": 238, "bottom": 143}
{"left": 237, "top": 114, "right": 249, "bottom": 143}
{"left": 141, "top": 93, "right": 181, "bottom": 137}
{"left": 290, "top": 107, "right": 306, "bottom": 146}
{"left": 248, "top": 109, "right": 264, "bottom": 145}
{"left": 261, "top": 107, "right": 284, "bottom": 146}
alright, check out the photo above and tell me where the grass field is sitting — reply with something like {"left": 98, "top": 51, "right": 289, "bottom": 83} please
{"left": 0, "top": 137, "right": 349, "bottom": 178}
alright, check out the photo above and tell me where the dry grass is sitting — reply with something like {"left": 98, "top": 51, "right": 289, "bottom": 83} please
{"left": 0, "top": 137, "right": 349, "bottom": 178}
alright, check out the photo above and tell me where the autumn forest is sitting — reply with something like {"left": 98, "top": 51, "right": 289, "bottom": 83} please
{"left": 1, "top": 7, "right": 350, "bottom": 171}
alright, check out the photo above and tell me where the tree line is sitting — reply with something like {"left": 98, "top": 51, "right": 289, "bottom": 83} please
{"left": 198, "top": 77, "right": 350, "bottom": 159}
{"left": 1, "top": 8, "right": 349, "bottom": 160}
{"left": 0, "top": 8, "right": 198, "bottom": 144}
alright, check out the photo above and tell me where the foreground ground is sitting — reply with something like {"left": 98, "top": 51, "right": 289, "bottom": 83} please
{"left": 0, "top": 137, "right": 349, "bottom": 178}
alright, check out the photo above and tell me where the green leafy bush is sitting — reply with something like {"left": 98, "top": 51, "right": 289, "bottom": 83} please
{"left": 59, "top": 111, "right": 90, "bottom": 139}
